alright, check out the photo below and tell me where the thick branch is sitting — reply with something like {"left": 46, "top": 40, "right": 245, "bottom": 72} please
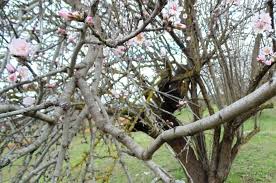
{"left": 142, "top": 75, "right": 276, "bottom": 159}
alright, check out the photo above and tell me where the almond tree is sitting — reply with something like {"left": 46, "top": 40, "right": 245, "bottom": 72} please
{"left": 0, "top": 0, "right": 275, "bottom": 183}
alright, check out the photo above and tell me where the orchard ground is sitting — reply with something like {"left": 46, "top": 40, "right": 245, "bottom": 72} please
{"left": 3, "top": 107, "right": 276, "bottom": 183}
{"left": 70, "top": 107, "right": 276, "bottom": 183}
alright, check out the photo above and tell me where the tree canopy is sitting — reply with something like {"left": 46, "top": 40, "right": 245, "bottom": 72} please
{"left": 0, "top": 0, "right": 276, "bottom": 182}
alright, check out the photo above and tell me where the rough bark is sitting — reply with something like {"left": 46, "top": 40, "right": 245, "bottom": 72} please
{"left": 168, "top": 138, "right": 208, "bottom": 183}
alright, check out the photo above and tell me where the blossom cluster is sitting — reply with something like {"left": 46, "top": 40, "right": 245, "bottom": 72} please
{"left": 112, "top": 33, "right": 149, "bottom": 56}
{"left": 6, "top": 64, "right": 30, "bottom": 83}
{"left": 57, "top": 10, "right": 93, "bottom": 38}
{"left": 58, "top": 9, "right": 93, "bottom": 25}
{"left": 257, "top": 47, "right": 275, "bottom": 66}
{"left": 162, "top": 0, "right": 183, "bottom": 18}
{"left": 162, "top": 0, "right": 187, "bottom": 30}
{"left": 113, "top": 46, "right": 127, "bottom": 56}
{"left": 252, "top": 12, "right": 272, "bottom": 34}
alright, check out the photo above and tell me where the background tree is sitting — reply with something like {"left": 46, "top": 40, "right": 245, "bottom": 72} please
{"left": 0, "top": 0, "right": 276, "bottom": 183}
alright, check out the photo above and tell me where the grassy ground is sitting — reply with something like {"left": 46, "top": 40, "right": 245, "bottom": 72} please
{"left": 227, "top": 108, "right": 276, "bottom": 183}
{"left": 2, "top": 107, "right": 276, "bottom": 182}
{"left": 67, "top": 107, "right": 276, "bottom": 183}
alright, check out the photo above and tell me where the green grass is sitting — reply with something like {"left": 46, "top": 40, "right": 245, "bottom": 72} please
{"left": 66, "top": 132, "right": 185, "bottom": 182}
{"left": 68, "top": 107, "right": 276, "bottom": 183}
{"left": 2, "top": 107, "right": 276, "bottom": 182}
{"left": 227, "top": 108, "right": 276, "bottom": 183}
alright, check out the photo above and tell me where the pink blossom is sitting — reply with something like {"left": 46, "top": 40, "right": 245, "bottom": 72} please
{"left": 256, "top": 47, "right": 275, "bottom": 65}
{"left": 114, "top": 46, "right": 126, "bottom": 56}
{"left": 256, "top": 54, "right": 265, "bottom": 63}
{"left": 8, "top": 38, "right": 30, "bottom": 58}
{"left": 168, "top": 1, "right": 183, "bottom": 16}
{"left": 7, "top": 73, "right": 17, "bottom": 83}
{"left": 57, "top": 28, "right": 66, "bottom": 35}
{"left": 252, "top": 12, "right": 272, "bottom": 33}
{"left": 17, "top": 66, "right": 29, "bottom": 81}
{"left": 68, "top": 35, "right": 75, "bottom": 43}
{"left": 23, "top": 96, "right": 35, "bottom": 106}
{"left": 265, "top": 60, "right": 272, "bottom": 65}
{"left": 85, "top": 16, "right": 93, "bottom": 25}
{"left": 262, "top": 47, "right": 272, "bottom": 55}
{"left": 58, "top": 9, "right": 73, "bottom": 21}
{"left": 162, "top": 0, "right": 183, "bottom": 21}
{"left": 6, "top": 63, "right": 16, "bottom": 74}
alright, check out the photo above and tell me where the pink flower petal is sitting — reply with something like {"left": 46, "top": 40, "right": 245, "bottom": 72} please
{"left": 265, "top": 60, "right": 272, "bottom": 65}
{"left": 252, "top": 12, "right": 272, "bottom": 33}
{"left": 256, "top": 54, "right": 265, "bottom": 63}
{"left": 85, "top": 16, "right": 93, "bottom": 25}
{"left": 58, "top": 9, "right": 73, "bottom": 21}
{"left": 57, "top": 28, "right": 66, "bottom": 35}
{"left": 8, "top": 38, "right": 30, "bottom": 58}
{"left": 17, "top": 66, "right": 29, "bottom": 81}
{"left": 114, "top": 46, "right": 126, "bottom": 56}
{"left": 68, "top": 35, "right": 75, "bottom": 43}
{"left": 6, "top": 63, "right": 16, "bottom": 74}
{"left": 7, "top": 73, "right": 17, "bottom": 83}
{"left": 262, "top": 47, "right": 272, "bottom": 55}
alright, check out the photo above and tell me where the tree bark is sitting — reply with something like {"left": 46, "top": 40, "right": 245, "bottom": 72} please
{"left": 167, "top": 138, "right": 208, "bottom": 183}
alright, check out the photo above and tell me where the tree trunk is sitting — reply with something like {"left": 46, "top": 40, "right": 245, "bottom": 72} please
{"left": 167, "top": 138, "right": 208, "bottom": 183}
